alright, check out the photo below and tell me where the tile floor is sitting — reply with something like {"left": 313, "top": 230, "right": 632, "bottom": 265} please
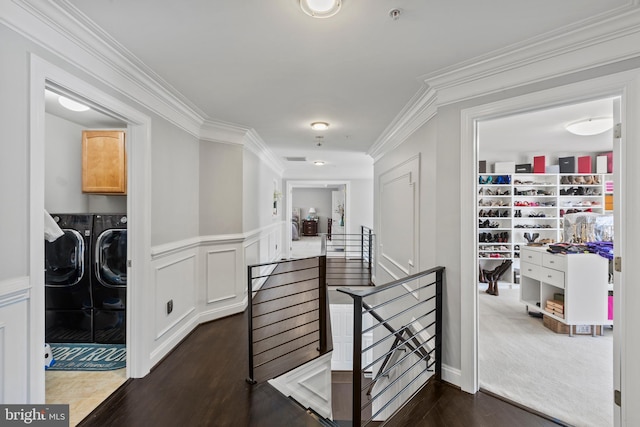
{"left": 46, "top": 368, "right": 127, "bottom": 426}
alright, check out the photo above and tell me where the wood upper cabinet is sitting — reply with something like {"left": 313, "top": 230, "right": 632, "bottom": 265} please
{"left": 82, "top": 130, "right": 127, "bottom": 194}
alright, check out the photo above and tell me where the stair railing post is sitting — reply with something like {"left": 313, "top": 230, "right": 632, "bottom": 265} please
{"left": 246, "top": 265, "right": 256, "bottom": 384}
{"left": 368, "top": 230, "right": 373, "bottom": 284}
{"left": 435, "top": 268, "right": 443, "bottom": 381}
{"left": 352, "top": 294, "right": 363, "bottom": 427}
{"left": 318, "top": 255, "right": 327, "bottom": 353}
{"left": 360, "top": 225, "right": 364, "bottom": 262}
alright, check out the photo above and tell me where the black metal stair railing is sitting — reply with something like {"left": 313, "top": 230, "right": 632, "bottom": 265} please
{"left": 337, "top": 266, "right": 445, "bottom": 426}
{"left": 246, "top": 255, "right": 329, "bottom": 384}
{"left": 322, "top": 227, "right": 375, "bottom": 287}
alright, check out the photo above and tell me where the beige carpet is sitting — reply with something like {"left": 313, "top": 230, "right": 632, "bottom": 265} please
{"left": 479, "top": 285, "right": 613, "bottom": 427}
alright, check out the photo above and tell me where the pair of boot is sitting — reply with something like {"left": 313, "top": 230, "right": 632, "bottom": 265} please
{"left": 482, "top": 260, "right": 512, "bottom": 296}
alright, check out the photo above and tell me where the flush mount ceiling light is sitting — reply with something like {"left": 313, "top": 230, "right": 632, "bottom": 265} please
{"left": 58, "top": 95, "right": 90, "bottom": 112}
{"left": 313, "top": 161, "right": 326, "bottom": 166}
{"left": 299, "top": 0, "right": 342, "bottom": 18}
{"left": 310, "top": 121, "right": 329, "bottom": 130}
{"left": 566, "top": 117, "right": 613, "bottom": 136}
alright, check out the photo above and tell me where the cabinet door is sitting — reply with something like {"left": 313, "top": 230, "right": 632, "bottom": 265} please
{"left": 82, "top": 130, "right": 126, "bottom": 194}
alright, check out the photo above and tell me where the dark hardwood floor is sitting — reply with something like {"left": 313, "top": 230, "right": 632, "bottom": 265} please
{"left": 80, "top": 311, "right": 325, "bottom": 427}
{"left": 80, "top": 311, "right": 562, "bottom": 427}
{"left": 80, "top": 257, "right": 561, "bottom": 427}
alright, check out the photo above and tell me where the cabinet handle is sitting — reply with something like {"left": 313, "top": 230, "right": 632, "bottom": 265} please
{"left": 549, "top": 260, "right": 555, "bottom": 264}
{"left": 547, "top": 275, "right": 553, "bottom": 278}
{"left": 527, "top": 269, "right": 532, "bottom": 272}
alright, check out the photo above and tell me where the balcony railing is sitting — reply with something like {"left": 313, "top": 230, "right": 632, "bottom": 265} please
{"left": 337, "top": 266, "right": 445, "bottom": 426}
{"left": 322, "top": 226, "right": 375, "bottom": 287}
{"left": 246, "top": 256, "right": 328, "bottom": 384}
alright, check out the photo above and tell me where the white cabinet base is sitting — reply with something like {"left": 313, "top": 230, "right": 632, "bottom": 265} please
{"left": 520, "top": 246, "right": 609, "bottom": 335}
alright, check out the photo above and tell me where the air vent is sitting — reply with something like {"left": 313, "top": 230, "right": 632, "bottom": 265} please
{"left": 285, "top": 157, "right": 307, "bottom": 162}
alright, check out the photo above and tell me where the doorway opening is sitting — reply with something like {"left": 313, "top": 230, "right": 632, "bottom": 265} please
{"left": 286, "top": 181, "right": 349, "bottom": 259}
{"left": 43, "top": 87, "right": 129, "bottom": 424}
{"left": 475, "top": 95, "right": 617, "bottom": 427}
{"left": 30, "top": 54, "right": 152, "bottom": 415}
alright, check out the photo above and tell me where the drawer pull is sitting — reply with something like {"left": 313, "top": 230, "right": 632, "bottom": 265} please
{"left": 528, "top": 269, "right": 533, "bottom": 272}
{"left": 549, "top": 260, "right": 555, "bottom": 264}
{"left": 547, "top": 275, "right": 553, "bottom": 278}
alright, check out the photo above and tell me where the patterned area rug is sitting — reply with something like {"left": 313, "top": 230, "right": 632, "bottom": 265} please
{"left": 48, "top": 343, "right": 126, "bottom": 371}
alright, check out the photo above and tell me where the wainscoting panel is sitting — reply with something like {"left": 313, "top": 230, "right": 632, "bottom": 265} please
{"left": 205, "top": 248, "right": 237, "bottom": 304}
{"left": 0, "top": 277, "right": 30, "bottom": 403}
{"left": 377, "top": 156, "right": 420, "bottom": 286}
{"left": 154, "top": 254, "right": 197, "bottom": 340}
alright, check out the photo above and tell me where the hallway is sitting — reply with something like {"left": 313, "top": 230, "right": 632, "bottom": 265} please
{"left": 79, "top": 296, "right": 561, "bottom": 426}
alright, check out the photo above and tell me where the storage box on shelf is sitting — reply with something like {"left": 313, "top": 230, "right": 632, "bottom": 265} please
{"left": 477, "top": 173, "right": 606, "bottom": 283}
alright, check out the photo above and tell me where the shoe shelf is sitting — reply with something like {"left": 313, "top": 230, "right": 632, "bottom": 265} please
{"left": 477, "top": 173, "right": 606, "bottom": 283}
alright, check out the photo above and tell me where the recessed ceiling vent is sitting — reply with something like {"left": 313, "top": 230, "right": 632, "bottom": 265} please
{"left": 285, "top": 156, "right": 307, "bottom": 162}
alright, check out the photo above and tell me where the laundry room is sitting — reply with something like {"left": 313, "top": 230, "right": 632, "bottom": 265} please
{"left": 43, "top": 88, "right": 129, "bottom": 425}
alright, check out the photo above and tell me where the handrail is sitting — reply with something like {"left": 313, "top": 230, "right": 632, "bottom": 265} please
{"left": 337, "top": 265, "right": 444, "bottom": 298}
{"left": 338, "top": 265, "right": 444, "bottom": 426}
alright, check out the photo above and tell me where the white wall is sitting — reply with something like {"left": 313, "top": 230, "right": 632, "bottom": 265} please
{"left": 199, "top": 141, "right": 243, "bottom": 235}
{"left": 243, "top": 148, "right": 283, "bottom": 232}
{"left": 348, "top": 179, "right": 374, "bottom": 233}
{"left": 151, "top": 118, "right": 200, "bottom": 246}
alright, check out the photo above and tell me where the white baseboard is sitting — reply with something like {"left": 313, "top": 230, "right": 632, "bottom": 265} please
{"left": 441, "top": 363, "right": 462, "bottom": 388}
{"left": 199, "top": 297, "right": 247, "bottom": 324}
{"left": 149, "top": 314, "right": 200, "bottom": 366}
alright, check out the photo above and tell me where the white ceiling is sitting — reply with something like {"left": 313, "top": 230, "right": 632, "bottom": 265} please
{"left": 60, "top": 0, "right": 629, "bottom": 176}
{"left": 479, "top": 97, "right": 615, "bottom": 155}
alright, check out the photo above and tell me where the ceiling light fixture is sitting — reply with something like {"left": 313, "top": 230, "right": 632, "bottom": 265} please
{"left": 310, "top": 121, "right": 329, "bottom": 131}
{"left": 565, "top": 117, "right": 613, "bottom": 136}
{"left": 58, "top": 95, "right": 90, "bottom": 112}
{"left": 299, "top": 0, "right": 342, "bottom": 18}
{"left": 313, "top": 161, "right": 325, "bottom": 166}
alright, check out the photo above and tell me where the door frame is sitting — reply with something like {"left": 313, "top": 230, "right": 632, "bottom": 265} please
{"left": 460, "top": 69, "right": 640, "bottom": 425}
{"left": 29, "top": 55, "right": 152, "bottom": 401}
{"left": 285, "top": 180, "right": 351, "bottom": 259}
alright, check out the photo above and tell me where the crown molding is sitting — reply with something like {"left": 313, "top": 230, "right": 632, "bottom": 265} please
{"left": 243, "top": 129, "right": 285, "bottom": 176}
{"left": 200, "top": 120, "right": 284, "bottom": 175}
{"left": 200, "top": 120, "right": 251, "bottom": 145}
{"left": 3, "top": 0, "right": 206, "bottom": 137}
{"left": 370, "top": 2, "right": 640, "bottom": 162}
{"left": 421, "top": 2, "right": 640, "bottom": 105}
{"left": 2, "top": 0, "right": 286, "bottom": 174}
{"left": 367, "top": 85, "right": 437, "bottom": 162}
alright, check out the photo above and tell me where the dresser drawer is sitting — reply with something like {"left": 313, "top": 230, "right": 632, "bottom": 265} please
{"left": 520, "top": 262, "right": 541, "bottom": 281}
{"left": 520, "top": 248, "right": 542, "bottom": 265}
{"left": 540, "top": 266, "right": 565, "bottom": 289}
{"left": 542, "top": 253, "right": 566, "bottom": 271}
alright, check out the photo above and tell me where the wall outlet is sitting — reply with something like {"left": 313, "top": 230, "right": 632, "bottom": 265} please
{"left": 167, "top": 299, "right": 173, "bottom": 314}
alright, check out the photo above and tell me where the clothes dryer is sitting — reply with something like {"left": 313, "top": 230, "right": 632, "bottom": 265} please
{"left": 92, "top": 214, "right": 127, "bottom": 344}
{"left": 45, "top": 214, "right": 93, "bottom": 343}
